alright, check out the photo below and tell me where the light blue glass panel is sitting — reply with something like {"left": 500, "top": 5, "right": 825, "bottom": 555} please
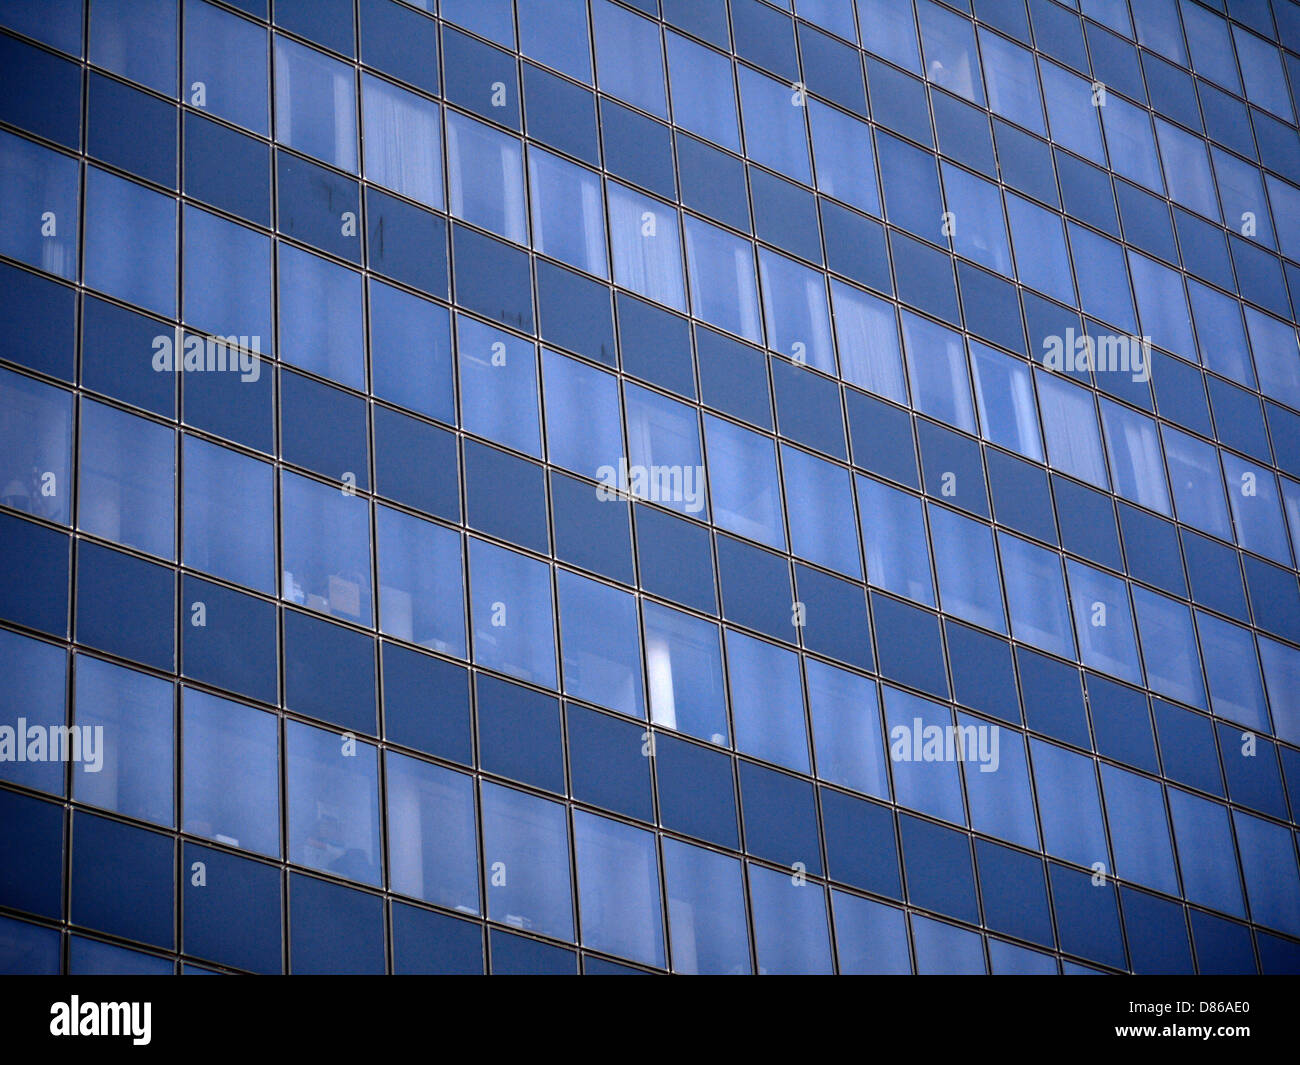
{"left": 85, "top": 167, "right": 176, "bottom": 317}
{"left": 759, "top": 250, "right": 834, "bottom": 372}
{"left": 182, "top": 687, "right": 279, "bottom": 857}
{"left": 528, "top": 147, "right": 607, "bottom": 278}
{"left": 1245, "top": 307, "right": 1300, "bottom": 408}
{"left": 519, "top": 0, "right": 591, "bottom": 82}
{"left": 625, "top": 383, "right": 706, "bottom": 518}
{"left": 941, "top": 163, "right": 1011, "bottom": 274}
{"left": 1039, "top": 59, "right": 1103, "bottom": 162}
{"left": 369, "top": 279, "right": 455, "bottom": 423}
{"left": 726, "top": 629, "right": 809, "bottom": 772}
{"left": 1099, "top": 398, "right": 1169, "bottom": 515}
{"left": 1036, "top": 370, "right": 1108, "bottom": 488}
{"left": 917, "top": 0, "right": 983, "bottom": 104}
{"left": 808, "top": 101, "right": 879, "bottom": 215}
{"left": 738, "top": 65, "right": 811, "bottom": 184}
{"left": 1168, "top": 789, "right": 1244, "bottom": 916}
{"left": 447, "top": 111, "right": 526, "bottom": 245}
{"left": 901, "top": 312, "right": 975, "bottom": 433}
{"left": 781, "top": 445, "right": 860, "bottom": 578}
{"left": 557, "top": 570, "right": 645, "bottom": 718}
{"left": 643, "top": 601, "right": 729, "bottom": 746}
{"left": 884, "top": 685, "right": 966, "bottom": 825}
{"left": 74, "top": 656, "right": 173, "bottom": 827}
{"left": 749, "top": 863, "right": 833, "bottom": 974}
{"left": 663, "top": 838, "right": 750, "bottom": 974}
{"left": 807, "top": 658, "right": 887, "bottom": 799}
{"left": 831, "top": 281, "right": 905, "bottom": 402}
{"left": 286, "top": 719, "right": 382, "bottom": 887}
{"left": 1031, "top": 738, "right": 1108, "bottom": 869}
{"left": 468, "top": 537, "right": 557, "bottom": 689}
{"left": 277, "top": 243, "right": 364, "bottom": 389}
{"left": 0, "top": 131, "right": 79, "bottom": 279}
{"left": 182, "top": 435, "right": 276, "bottom": 593}
{"left": 666, "top": 31, "right": 739, "bottom": 151}
{"left": 543, "top": 349, "right": 623, "bottom": 479}
{"left": 592, "top": 0, "right": 666, "bottom": 117}
{"left": 481, "top": 781, "right": 573, "bottom": 940}
{"left": 361, "top": 73, "right": 442, "bottom": 207}
{"left": 1161, "top": 424, "right": 1230, "bottom": 539}
{"left": 280, "top": 470, "right": 373, "bottom": 625}
{"left": 457, "top": 316, "right": 541, "bottom": 456}
{"left": 183, "top": 205, "right": 272, "bottom": 343}
{"left": 608, "top": 183, "right": 685, "bottom": 311}
{"left": 574, "top": 811, "right": 665, "bottom": 967}
{"left": 1065, "top": 559, "right": 1141, "bottom": 683}
{"left": 1069, "top": 224, "right": 1136, "bottom": 333}
{"left": 184, "top": 0, "right": 268, "bottom": 135}
{"left": 1006, "top": 195, "right": 1076, "bottom": 305}
{"left": 385, "top": 753, "right": 479, "bottom": 913}
{"left": 969, "top": 341, "right": 1041, "bottom": 460}
{"left": 683, "top": 215, "right": 761, "bottom": 343}
{"left": 1099, "top": 763, "right": 1178, "bottom": 895}
{"left": 857, "top": 475, "right": 934, "bottom": 606}
{"left": 1221, "top": 454, "right": 1290, "bottom": 565}
{"left": 1128, "top": 251, "right": 1195, "bottom": 360}
{"left": 1132, "top": 585, "right": 1207, "bottom": 709}
{"left": 998, "top": 532, "right": 1076, "bottom": 658}
{"left": 978, "top": 29, "right": 1044, "bottom": 133}
{"left": 376, "top": 504, "right": 466, "bottom": 658}
{"left": 1101, "top": 95, "right": 1163, "bottom": 193}
{"left": 1156, "top": 120, "right": 1217, "bottom": 220}
{"left": 960, "top": 715, "right": 1038, "bottom": 850}
{"left": 274, "top": 35, "right": 357, "bottom": 172}
{"left": 1195, "top": 610, "right": 1268, "bottom": 732}
{"left": 929, "top": 505, "right": 1005, "bottom": 632}
{"left": 703, "top": 414, "right": 785, "bottom": 550}
{"left": 79, "top": 398, "right": 175, "bottom": 561}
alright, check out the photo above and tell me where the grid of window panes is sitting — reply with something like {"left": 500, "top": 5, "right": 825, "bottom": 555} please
{"left": 2, "top": 0, "right": 1300, "bottom": 975}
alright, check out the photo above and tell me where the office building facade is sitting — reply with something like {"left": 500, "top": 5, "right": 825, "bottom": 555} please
{"left": 2, "top": 0, "right": 1300, "bottom": 974}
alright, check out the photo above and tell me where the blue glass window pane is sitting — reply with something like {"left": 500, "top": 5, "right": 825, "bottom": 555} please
{"left": 468, "top": 538, "right": 557, "bottom": 689}
{"left": 858, "top": 476, "right": 934, "bottom": 605}
{"left": 1065, "top": 559, "right": 1141, "bottom": 683}
{"left": 833, "top": 891, "right": 910, "bottom": 974}
{"left": 1099, "top": 762, "right": 1178, "bottom": 895}
{"left": 184, "top": 0, "right": 269, "bottom": 135}
{"left": 807, "top": 658, "right": 887, "bottom": 798}
{"left": 808, "top": 101, "right": 878, "bottom": 215}
{"left": 71, "top": 812, "right": 173, "bottom": 949}
{"left": 608, "top": 183, "right": 685, "bottom": 310}
{"left": 481, "top": 781, "right": 573, "bottom": 941}
{"left": 543, "top": 349, "right": 622, "bottom": 480}
{"left": 1032, "top": 738, "right": 1108, "bottom": 869}
{"left": 704, "top": 414, "right": 785, "bottom": 550}
{"left": 385, "top": 753, "right": 478, "bottom": 913}
{"left": 182, "top": 688, "right": 279, "bottom": 857}
{"left": 574, "top": 811, "right": 664, "bottom": 967}
{"left": 941, "top": 163, "right": 1011, "bottom": 274}
{"left": 1234, "top": 810, "right": 1300, "bottom": 937}
{"left": 0, "top": 369, "right": 72, "bottom": 526}
{"left": 666, "top": 31, "right": 739, "bottom": 151}
{"left": 457, "top": 316, "right": 541, "bottom": 455}
{"left": 832, "top": 282, "right": 905, "bottom": 401}
{"left": 726, "top": 630, "right": 808, "bottom": 771}
{"left": 1128, "top": 251, "right": 1195, "bottom": 360}
{"left": 277, "top": 244, "right": 364, "bottom": 389}
{"left": 1168, "top": 789, "right": 1244, "bottom": 917}
{"left": 183, "top": 205, "right": 271, "bottom": 342}
{"left": 181, "top": 436, "right": 275, "bottom": 593}
{"left": 663, "top": 838, "right": 749, "bottom": 974}
{"left": 683, "top": 216, "right": 762, "bottom": 342}
{"left": 1161, "top": 424, "right": 1230, "bottom": 539}
{"left": 1222, "top": 454, "right": 1290, "bottom": 565}
{"left": 1132, "top": 585, "right": 1207, "bottom": 709}
{"left": 376, "top": 504, "right": 466, "bottom": 658}
{"left": 73, "top": 656, "right": 172, "bottom": 827}
{"left": 858, "top": 0, "right": 919, "bottom": 68}
{"left": 528, "top": 147, "right": 607, "bottom": 278}
{"left": 274, "top": 36, "right": 356, "bottom": 171}
{"left": 929, "top": 505, "right": 1004, "bottom": 631}
{"left": 961, "top": 713, "right": 1038, "bottom": 849}
{"left": 969, "top": 342, "right": 1040, "bottom": 460}
{"left": 884, "top": 685, "right": 966, "bottom": 825}
{"left": 1246, "top": 307, "right": 1300, "bottom": 408}
{"left": 286, "top": 720, "right": 381, "bottom": 887}
{"left": 85, "top": 167, "right": 175, "bottom": 316}
{"left": 78, "top": 398, "right": 174, "bottom": 560}
{"left": 518, "top": 0, "right": 591, "bottom": 82}
{"left": 360, "top": 72, "right": 441, "bottom": 206}
{"left": 643, "top": 601, "right": 728, "bottom": 745}
{"left": 759, "top": 250, "right": 834, "bottom": 372}
{"left": 557, "top": 570, "right": 644, "bottom": 718}
{"left": 978, "top": 28, "right": 1044, "bottom": 133}
{"left": 1036, "top": 370, "right": 1108, "bottom": 488}
{"left": 91, "top": 0, "right": 176, "bottom": 95}
{"left": 1007, "top": 195, "right": 1075, "bottom": 305}
{"left": 289, "top": 874, "right": 384, "bottom": 974}
{"left": 738, "top": 66, "right": 811, "bottom": 184}
{"left": 998, "top": 532, "right": 1076, "bottom": 658}
{"left": 624, "top": 383, "right": 706, "bottom": 517}
{"left": 446, "top": 111, "right": 525, "bottom": 245}
{"left": 592, "top": 0, "right": 666, "bottom": 117}
{"left": 369, "top": 280, "right": 454, "bottom": 423}
{"left": 748, "top": 863, "right": 833, "bottom": 974}
{"left": 1195, "top": 611, "right": 1268, "bottom": 732}
{"left": 280, "top": 470, "right": 373, "bottom": 625}
{"left": 182, "top": 843, "right": 281, "bottom": 973}
{"left": 0, "top": 629, "right": 66, "bottom": 796}
{"left": 902, "top": 312, "right": 975, "bottom": 433}
{"left": 777, "top": 446, "right": 858, "bottom": 577}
